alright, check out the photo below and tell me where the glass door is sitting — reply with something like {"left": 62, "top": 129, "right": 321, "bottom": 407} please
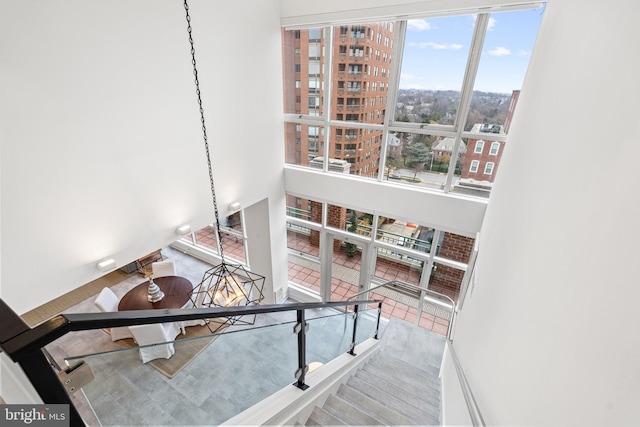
{"left": 326, "top": 232, "right": 371, "bottom": 303}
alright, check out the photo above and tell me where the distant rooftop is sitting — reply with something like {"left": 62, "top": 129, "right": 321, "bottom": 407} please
{"left": 432, "top": 136, "right": 467, "bottom": 154}
{"left": 387, "top": 133, "right": 401, "bottom": 147}
{"left": 470, "top": 123, "right": 505, "bottom": 135}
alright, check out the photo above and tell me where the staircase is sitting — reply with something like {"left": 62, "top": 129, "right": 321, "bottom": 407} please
{"left": 303, "top": 319, "right": 444, "bottom": 426}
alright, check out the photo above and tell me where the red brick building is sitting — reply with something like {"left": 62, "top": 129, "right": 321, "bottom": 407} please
{"left": 458, "top": 90, "right": 520, "bottom": 193}
{"left": 283, "top": 24, "right": 394, "bottom": 177}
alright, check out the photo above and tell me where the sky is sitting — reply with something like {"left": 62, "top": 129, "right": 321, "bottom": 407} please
{"left": 399, "top": 6, "right": 545, "bottom": 93}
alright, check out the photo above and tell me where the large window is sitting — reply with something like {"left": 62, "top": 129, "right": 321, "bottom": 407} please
{"left": 285, "top": 201, "right": 476, "bottom": 333}
{"left": 282, "top": 7, "right": 543, "bottom": 197}
{"left": 177, "top": 212, "right": 248, "bottom": 266}
{"left": 282, "top": 5, "right": 543, "bottom": 332}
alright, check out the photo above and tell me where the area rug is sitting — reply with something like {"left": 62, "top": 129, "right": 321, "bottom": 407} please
{"left": 120, "top": 320, "right": 228, "bottom": 379}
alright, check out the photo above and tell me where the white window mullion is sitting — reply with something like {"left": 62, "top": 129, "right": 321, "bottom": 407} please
{"left": 377, "top": 19, "right": 406, "bottom": 182}
{"left": 322, "top": 26, "right": 334, "bottom": 173}
{"left": 444, "top": 13, "right": 490, "bottom": 193}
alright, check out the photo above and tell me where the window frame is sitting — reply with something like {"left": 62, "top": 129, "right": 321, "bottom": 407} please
{"left": 489, "top": 141, "right": 500, "bottom": 156}
{"left": 283, "top": 5, "right": 540, "bottom": 196}
{"left": 484, "top": 162, "right": 495, "bottom": 175}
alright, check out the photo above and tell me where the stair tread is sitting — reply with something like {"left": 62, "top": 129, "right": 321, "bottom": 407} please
{"left": 347, "top": 375, "right": 440, "bottom": 425}
{"left": 301, "top": 321, "right": 444, "bottom": 427}
{"left": 323, "top": 394, "right": 386, "bottom": 426}
{"left": 337, "top": 383, "right": 417, "bottom": 426}
{"left": 361, "top": 361, "right": 441, "bottom": 398}
{"left": 369, "top": 352, "right": 441, "bottom": 380}
{"left": 354, "top": 368, "right": 441, "bottom": 411}
{"left": 306, "top": 406, "right": 347, "bottom": 426}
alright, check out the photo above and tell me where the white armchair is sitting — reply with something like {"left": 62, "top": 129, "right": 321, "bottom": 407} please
{"left": 151, "top": 259, "right": 177, "bottom": 278}
{"left": 129, "top": 323, "right": 182, "bottom": 363}
{"left": 94, "top": 287, "right": 134, "bottom": 341}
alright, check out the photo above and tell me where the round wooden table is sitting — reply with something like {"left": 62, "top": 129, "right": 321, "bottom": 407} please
{"left": 118, "top": 276, "right": 193, "bottom": 311}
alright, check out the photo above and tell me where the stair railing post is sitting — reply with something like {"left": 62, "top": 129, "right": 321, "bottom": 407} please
{"left": 374, "top": 301, "right": 382, "bottom": 339}
{"left": 348, "top": 303, "right": 359, "bottom": 356}
{"left": 293, "top": 308, "right": 309, "bottom": 390}
{"left": 0, "top": 299, "right": 83, "bottom": 426}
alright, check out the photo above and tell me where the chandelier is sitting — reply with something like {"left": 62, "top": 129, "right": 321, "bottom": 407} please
{"left": 181, "top": 0, "right": 265, "bottom": 333}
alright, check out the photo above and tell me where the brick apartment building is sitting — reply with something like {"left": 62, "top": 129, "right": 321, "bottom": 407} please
{"left": 282, "top": 23, "right": 394, "bottom": 177}
{"left": 458, "top": 90, "right": 520, "bottom": 192}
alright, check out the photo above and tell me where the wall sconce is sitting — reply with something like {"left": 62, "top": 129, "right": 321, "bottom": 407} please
{"left": 175, "top": 224, "right": 192, "bottom": 235}
{"left": 96, "top": 259, "right": 116, "bottom": 272}
{"left": 228, "top": 202, "right": 241, "bottom": 213}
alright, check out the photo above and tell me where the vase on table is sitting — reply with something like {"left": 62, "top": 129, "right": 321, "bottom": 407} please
{"left": 147, "top": 276, "right": 165, "bottom": 303}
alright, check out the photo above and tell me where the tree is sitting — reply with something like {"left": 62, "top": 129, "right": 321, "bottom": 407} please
{"left": 345, "top": 211, "right": 359, "bottom": 258}
{"left": 403, "top": 142, "right": 431, "bottom": 180}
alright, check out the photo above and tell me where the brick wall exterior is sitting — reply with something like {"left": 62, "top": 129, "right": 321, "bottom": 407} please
{"left": 309, "top": 202, "right": 347, "bottom": 251}
{"left": 430, "top": 233, "right": 475, "bottom": 295}
{"left": 460, "top": 138, "right": 505, "bottom": 182}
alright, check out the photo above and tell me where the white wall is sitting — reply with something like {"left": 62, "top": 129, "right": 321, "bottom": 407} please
{"left": 285, "top": 167, "right": 486, "bottom": 236}
{"left": 0, "top": 0, "right": 285, "bottom": 314}
{"left": 446, "top": 0, "right": 640, "bottom": 425}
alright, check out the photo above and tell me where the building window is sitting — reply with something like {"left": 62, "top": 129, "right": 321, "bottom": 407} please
{"left": 282, "top": 8, "right": 542, "bottom": 193}
{"left": 308, "top": 96, "right": 320, "bottom": 108}
{"left": 308, "top": 126, "right": 319, "bottom": 137}
{"left": 484, "top": 162, "right": 494, "bottom": 175}
{"left": 470, "top": 160, "right": 479, "bottom": 173}
{"left": 308, "top": 28, "right": 322, "bottom": 41}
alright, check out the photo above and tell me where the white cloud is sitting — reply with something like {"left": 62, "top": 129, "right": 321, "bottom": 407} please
{"left": 407, "top": 19, "right": 431, "bottom": 31}
{"left": 472, "top": 16, "right": 497, "bottom": 31}
{"left": 517, "top": 49, "right": 531, "bottom": 56}
{"left": 400, "top": 73, "right": 422, "bottom": 81}
{"left": 488, "top": 46, "right": 511, "bottom": 56}
{"left": 408, "top": 41, "right": 463, "bottom": 50}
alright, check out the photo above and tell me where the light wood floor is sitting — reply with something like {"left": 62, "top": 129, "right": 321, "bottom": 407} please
{"left": 21, "top": 269, "right": 138, "bottom": 327}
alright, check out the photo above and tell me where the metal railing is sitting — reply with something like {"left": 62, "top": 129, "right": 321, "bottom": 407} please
{"left": 448, "top": 341, "right": 485, "bottom": 426}
{"left": 0, "top": 297, "right": 381, "bottom": 426}
{"left": 345, "top": 280, "right": 455, "bottom": 340}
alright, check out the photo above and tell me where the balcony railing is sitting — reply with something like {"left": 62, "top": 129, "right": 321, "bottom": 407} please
{"left": 0, "top": 296, "right": 382, "bottom": 426}
{"left": 286, "top": 206, "right": 312, "bottom": 221}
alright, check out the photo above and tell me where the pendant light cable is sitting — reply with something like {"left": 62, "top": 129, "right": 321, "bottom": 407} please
{"left": 183, "top": 0, "right": 225, "bottom": 261}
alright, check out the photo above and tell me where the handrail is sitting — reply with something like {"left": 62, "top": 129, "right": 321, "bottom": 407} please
{"left": 1, "top": 300, "right": 380, "bottom": 362}
{"left": 0, "top": 296, "right": 382, "bottom": 426}
{"left": 345, "top": 280, "right": 456, "bottom": 340}
{"left": 447, "top": 341, "right": 485, "bottom": 426}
